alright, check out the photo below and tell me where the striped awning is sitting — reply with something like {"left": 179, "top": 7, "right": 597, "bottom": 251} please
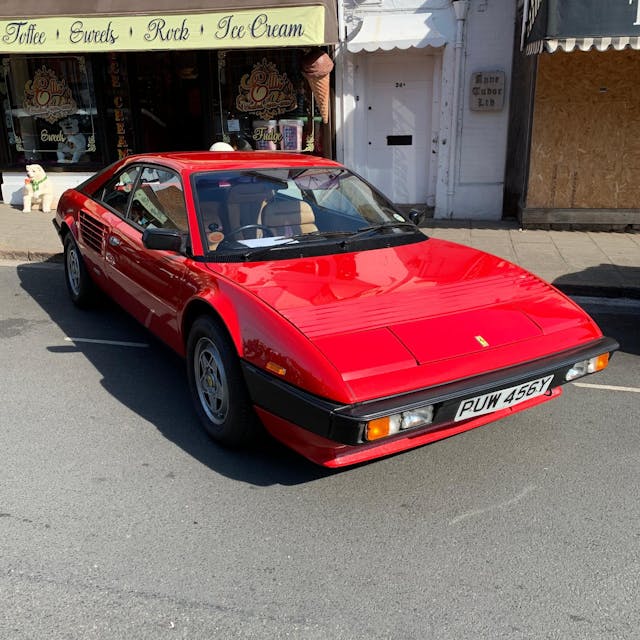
{"left": 525, "top": 35, "right": 640, "bottom": 55}
{"left": 523, "top": 0, "right": 640, "bottom": 54}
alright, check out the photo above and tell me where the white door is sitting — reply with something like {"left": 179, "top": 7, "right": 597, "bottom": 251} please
{"left": 363, "top": 51, "right": 435, "bottom": 205}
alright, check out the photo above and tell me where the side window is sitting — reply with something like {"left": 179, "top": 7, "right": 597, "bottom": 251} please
{"left": 128, "top": 167, "right": 188, "bottom": 231}
{"left": 98, "top": 167, "right": 140, "bottom": 215}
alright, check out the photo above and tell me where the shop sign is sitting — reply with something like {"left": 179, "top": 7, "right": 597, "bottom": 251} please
{"left": 23, "top": 66, "right": 77, "bottom": 123}
{"left": 0, "top": 7, "right": 325, "bottom": 53}
{"left": 236, "top": 58, "right": 297, "bottom": 120}
{"left": 108, "top": 53, "right": 133, "bottom": 159}
{"left": 470, "top": 71, "right": 505, "bottom": 112}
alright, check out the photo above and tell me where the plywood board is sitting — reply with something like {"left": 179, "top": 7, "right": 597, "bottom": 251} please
{"left": 527, "top": 50, "right": 640, "bottom": 210}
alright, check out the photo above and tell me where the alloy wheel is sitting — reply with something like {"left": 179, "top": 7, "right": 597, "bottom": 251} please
{"left": 194, "top": 336, "right": 229, "bottom": 424}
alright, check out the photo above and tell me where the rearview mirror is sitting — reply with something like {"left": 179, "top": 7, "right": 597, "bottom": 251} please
{"left": 142, "top": 227, "right": 185, "bottom": 252}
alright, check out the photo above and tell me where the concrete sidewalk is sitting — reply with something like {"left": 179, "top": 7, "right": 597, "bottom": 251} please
{"left": 1, "top": 202, "right": 639, "bottom": 298}
{"left": 422, "top": 218, "right": 640, "bottom": 299}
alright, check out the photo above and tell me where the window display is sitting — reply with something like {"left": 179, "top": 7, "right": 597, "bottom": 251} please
{"left": 213, "top": 49, "right": 330, "bottom": 155}
{"left": 1, "top": 55, "right": 98, "bottom": 167}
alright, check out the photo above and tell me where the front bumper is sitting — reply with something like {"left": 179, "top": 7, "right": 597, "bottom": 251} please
{"left": 242, "top": 336, "right": 618, "bottom": 450}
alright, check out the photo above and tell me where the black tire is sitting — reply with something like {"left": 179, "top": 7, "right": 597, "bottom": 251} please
{"left": 63, "top": 234, "right": 94, "bottom": 308}
{"left": 186, "top": 315, "right": 258, "bottom": 447}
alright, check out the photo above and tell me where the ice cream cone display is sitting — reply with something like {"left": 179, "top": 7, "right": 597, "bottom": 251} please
{"left": 301, "top": 49, "right": 334, "bottom": 124}
{"left": 307, "top": 75, "right": 331, "bottom": 124}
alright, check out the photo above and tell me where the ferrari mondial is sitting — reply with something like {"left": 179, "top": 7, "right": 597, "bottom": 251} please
{"left": 54, "top": 152, "right": 618, "bottom": 467}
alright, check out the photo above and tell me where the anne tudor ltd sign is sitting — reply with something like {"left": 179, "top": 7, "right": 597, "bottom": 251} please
{"left": 470, "top": 71, "right": 505, "bottom": 112}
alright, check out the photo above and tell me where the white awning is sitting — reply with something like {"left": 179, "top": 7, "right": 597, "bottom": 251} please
{"left": 525, "top": 36, "right": 640, "bottom": 54}
{"left": 347, "top": 11, "right": 454, "bottom": 53}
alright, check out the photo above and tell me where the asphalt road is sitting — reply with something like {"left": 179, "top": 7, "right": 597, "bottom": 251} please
{"left": 1, "top": 261, "right": 639, "bottom": 640}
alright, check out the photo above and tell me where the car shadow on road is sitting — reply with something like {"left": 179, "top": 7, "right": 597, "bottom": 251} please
{"left": 553, "top": 263, "right": 640, "bottom": 303}
{"left": 18, "top": 263, "right": 336, "bottom": 486}
{"left": 552, "top": 264, "right": 640, "bottom": 357}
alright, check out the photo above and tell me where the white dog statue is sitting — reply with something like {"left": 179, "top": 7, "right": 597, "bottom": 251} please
{"left": 57, "top": 117, "right": 87, "bottom": 163}
{"left": 23, "top": 164, "right": 54, "bottom": 213}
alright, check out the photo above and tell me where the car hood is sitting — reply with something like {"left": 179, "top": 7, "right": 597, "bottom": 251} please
{"left": 210, "top": 238, "right": 601, "bottom": 395}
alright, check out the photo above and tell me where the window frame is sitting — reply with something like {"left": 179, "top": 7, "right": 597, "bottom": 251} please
{"left": 95, "top": 162, "right": 189, "bottom": 234}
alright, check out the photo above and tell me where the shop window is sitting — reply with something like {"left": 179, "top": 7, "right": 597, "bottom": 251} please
{"left": 213, "top": 49, "right": 331, "bottom": 156}
{"left": 1, "top": 55, "right": 100, "bottom": 168}
{"left": 130, "top": 51, "right": 204, "bottom": 153}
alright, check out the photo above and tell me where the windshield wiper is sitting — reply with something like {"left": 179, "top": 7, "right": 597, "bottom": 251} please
{"left": 346, "top": 221, "right": 418, "bottom": 242}
{"left": 239, "top": 231, "right": 354, "bottom": 261}
{"left": 237, "top": 225, "right": 416, "bottom": 261}
{"left": 240, "top": 238, "right": 299, "bottom": 261}
{"left": 291, "top": 230, "right": 354, "bottom": 240}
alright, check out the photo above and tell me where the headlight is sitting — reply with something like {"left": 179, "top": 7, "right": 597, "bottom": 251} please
{"left": 365, "top": 406, "right": 434, "bottom": 441}
{"left": 565, "top": 353, "right": 609, "bottom": 381}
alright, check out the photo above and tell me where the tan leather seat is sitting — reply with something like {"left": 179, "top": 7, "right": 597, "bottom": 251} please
{"left": 261, "top": 199, "right": 318, "bottom": 237}
{"left": 225, "top": 182, "right": 273, "bottom": 239}
{"left": 200, "top": 201, "right": 225, "bottom": 250}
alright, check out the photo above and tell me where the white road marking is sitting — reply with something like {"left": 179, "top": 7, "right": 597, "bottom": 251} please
{"left": 449, "top": 485, "right": 538, "bottom": 525}
{"left": 65, "top": 337, "right": 149, "bottom": 348}
{"left": 572, "top": 382, "right": 640, "bottom": 393}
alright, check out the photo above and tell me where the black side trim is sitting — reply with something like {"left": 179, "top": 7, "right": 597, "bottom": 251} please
{"left": 241, "top": 336, "right": 619, "bottom": 446}
{"left": 241, "top": 363, "right": 342, "bottom": 440}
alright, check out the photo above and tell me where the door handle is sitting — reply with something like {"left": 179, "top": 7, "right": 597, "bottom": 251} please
{"left": 109, "top": 236, "right": 121, "bottom": 247}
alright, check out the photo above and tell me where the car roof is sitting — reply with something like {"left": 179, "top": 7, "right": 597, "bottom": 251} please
{"left": 120, "top": 151, "right": 344, "bottom": 173}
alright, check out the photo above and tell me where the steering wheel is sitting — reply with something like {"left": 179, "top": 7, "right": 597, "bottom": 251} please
{"left": 225, "top": 224, "right": 274, "bottom": 239}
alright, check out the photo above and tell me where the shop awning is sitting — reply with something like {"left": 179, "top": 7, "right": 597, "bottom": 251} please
{"left": 0, "top": 0, "right": 339, "bottom": 52}
{"left": 347, "top": 11, "right": 454, "bottom": 53}
{"left": 524, "top": 0, "right": 640, "bottom": 54}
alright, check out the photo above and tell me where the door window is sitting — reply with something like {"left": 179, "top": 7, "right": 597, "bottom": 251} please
{"left": 96, "top": 165, "right": 187, "bottom": 231}
{"left": 129, "top": 167, "right": 188, "bottom": 231}
{"left": 99, "top": 167, "right": 140, "bottom": 215}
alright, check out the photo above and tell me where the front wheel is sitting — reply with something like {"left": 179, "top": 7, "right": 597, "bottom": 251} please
{"left": 186, "top": 315, "right": 258, "bottom": 447}
{"left": 63, "top": 234, "right": 94, "bottom": 308}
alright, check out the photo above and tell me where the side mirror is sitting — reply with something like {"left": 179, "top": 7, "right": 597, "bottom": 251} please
{"left": 408, "top": 208, "right": 425, "bottom": 226}
{"left": 142, "top": 227, "right": 185, "bottom": 252}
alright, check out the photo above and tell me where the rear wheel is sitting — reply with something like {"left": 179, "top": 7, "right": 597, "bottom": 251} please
{"left": 186, "top": 315, "right": 258, "bottom": 447}
{"left": 63, "top": 234, "right": 94, "bottom": 308}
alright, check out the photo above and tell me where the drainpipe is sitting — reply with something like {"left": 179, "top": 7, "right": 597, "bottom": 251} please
{"left": 335, "top": 0, "right": 346, "bottom": 162}
{"left": 447, "top": 0, "right": 470, "bottom": 218}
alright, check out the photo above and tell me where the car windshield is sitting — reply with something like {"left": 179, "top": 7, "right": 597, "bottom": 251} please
{"left": 191, "top": 167, "right": 424, "bottom": 260}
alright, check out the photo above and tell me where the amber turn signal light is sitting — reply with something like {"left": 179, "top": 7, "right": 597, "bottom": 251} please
{"left": 366, "top": 417, "right": 391, "bottom": 441}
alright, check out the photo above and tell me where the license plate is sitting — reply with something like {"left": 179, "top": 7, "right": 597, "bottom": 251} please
{"left": 454, "top": 375, "right": 554, "bottom": 422}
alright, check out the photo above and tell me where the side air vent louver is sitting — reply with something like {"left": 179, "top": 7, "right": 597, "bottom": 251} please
{"left": 79, "top": 211, "right": 107, "bottom": 255}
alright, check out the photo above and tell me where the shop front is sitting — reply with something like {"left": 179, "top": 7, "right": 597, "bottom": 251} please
{"left": 514, "top": 0, "right": 640, "bottom": 229}
{"left": 0, "top": 0, "right": 338, "bottom": 205}
{"left": 337, "top": 0, "right": 516, "bottom": 220}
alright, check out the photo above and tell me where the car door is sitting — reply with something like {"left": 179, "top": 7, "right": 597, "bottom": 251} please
{"left": 103, "top": 165, "right": 191, "bottom": 348}
{"left": 76, "top": 165, "right": 140, "bottom": 302}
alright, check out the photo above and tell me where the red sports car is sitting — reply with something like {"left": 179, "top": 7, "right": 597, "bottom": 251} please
{"left": 54, "top": 152, "right": 618, "bottom": 467}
